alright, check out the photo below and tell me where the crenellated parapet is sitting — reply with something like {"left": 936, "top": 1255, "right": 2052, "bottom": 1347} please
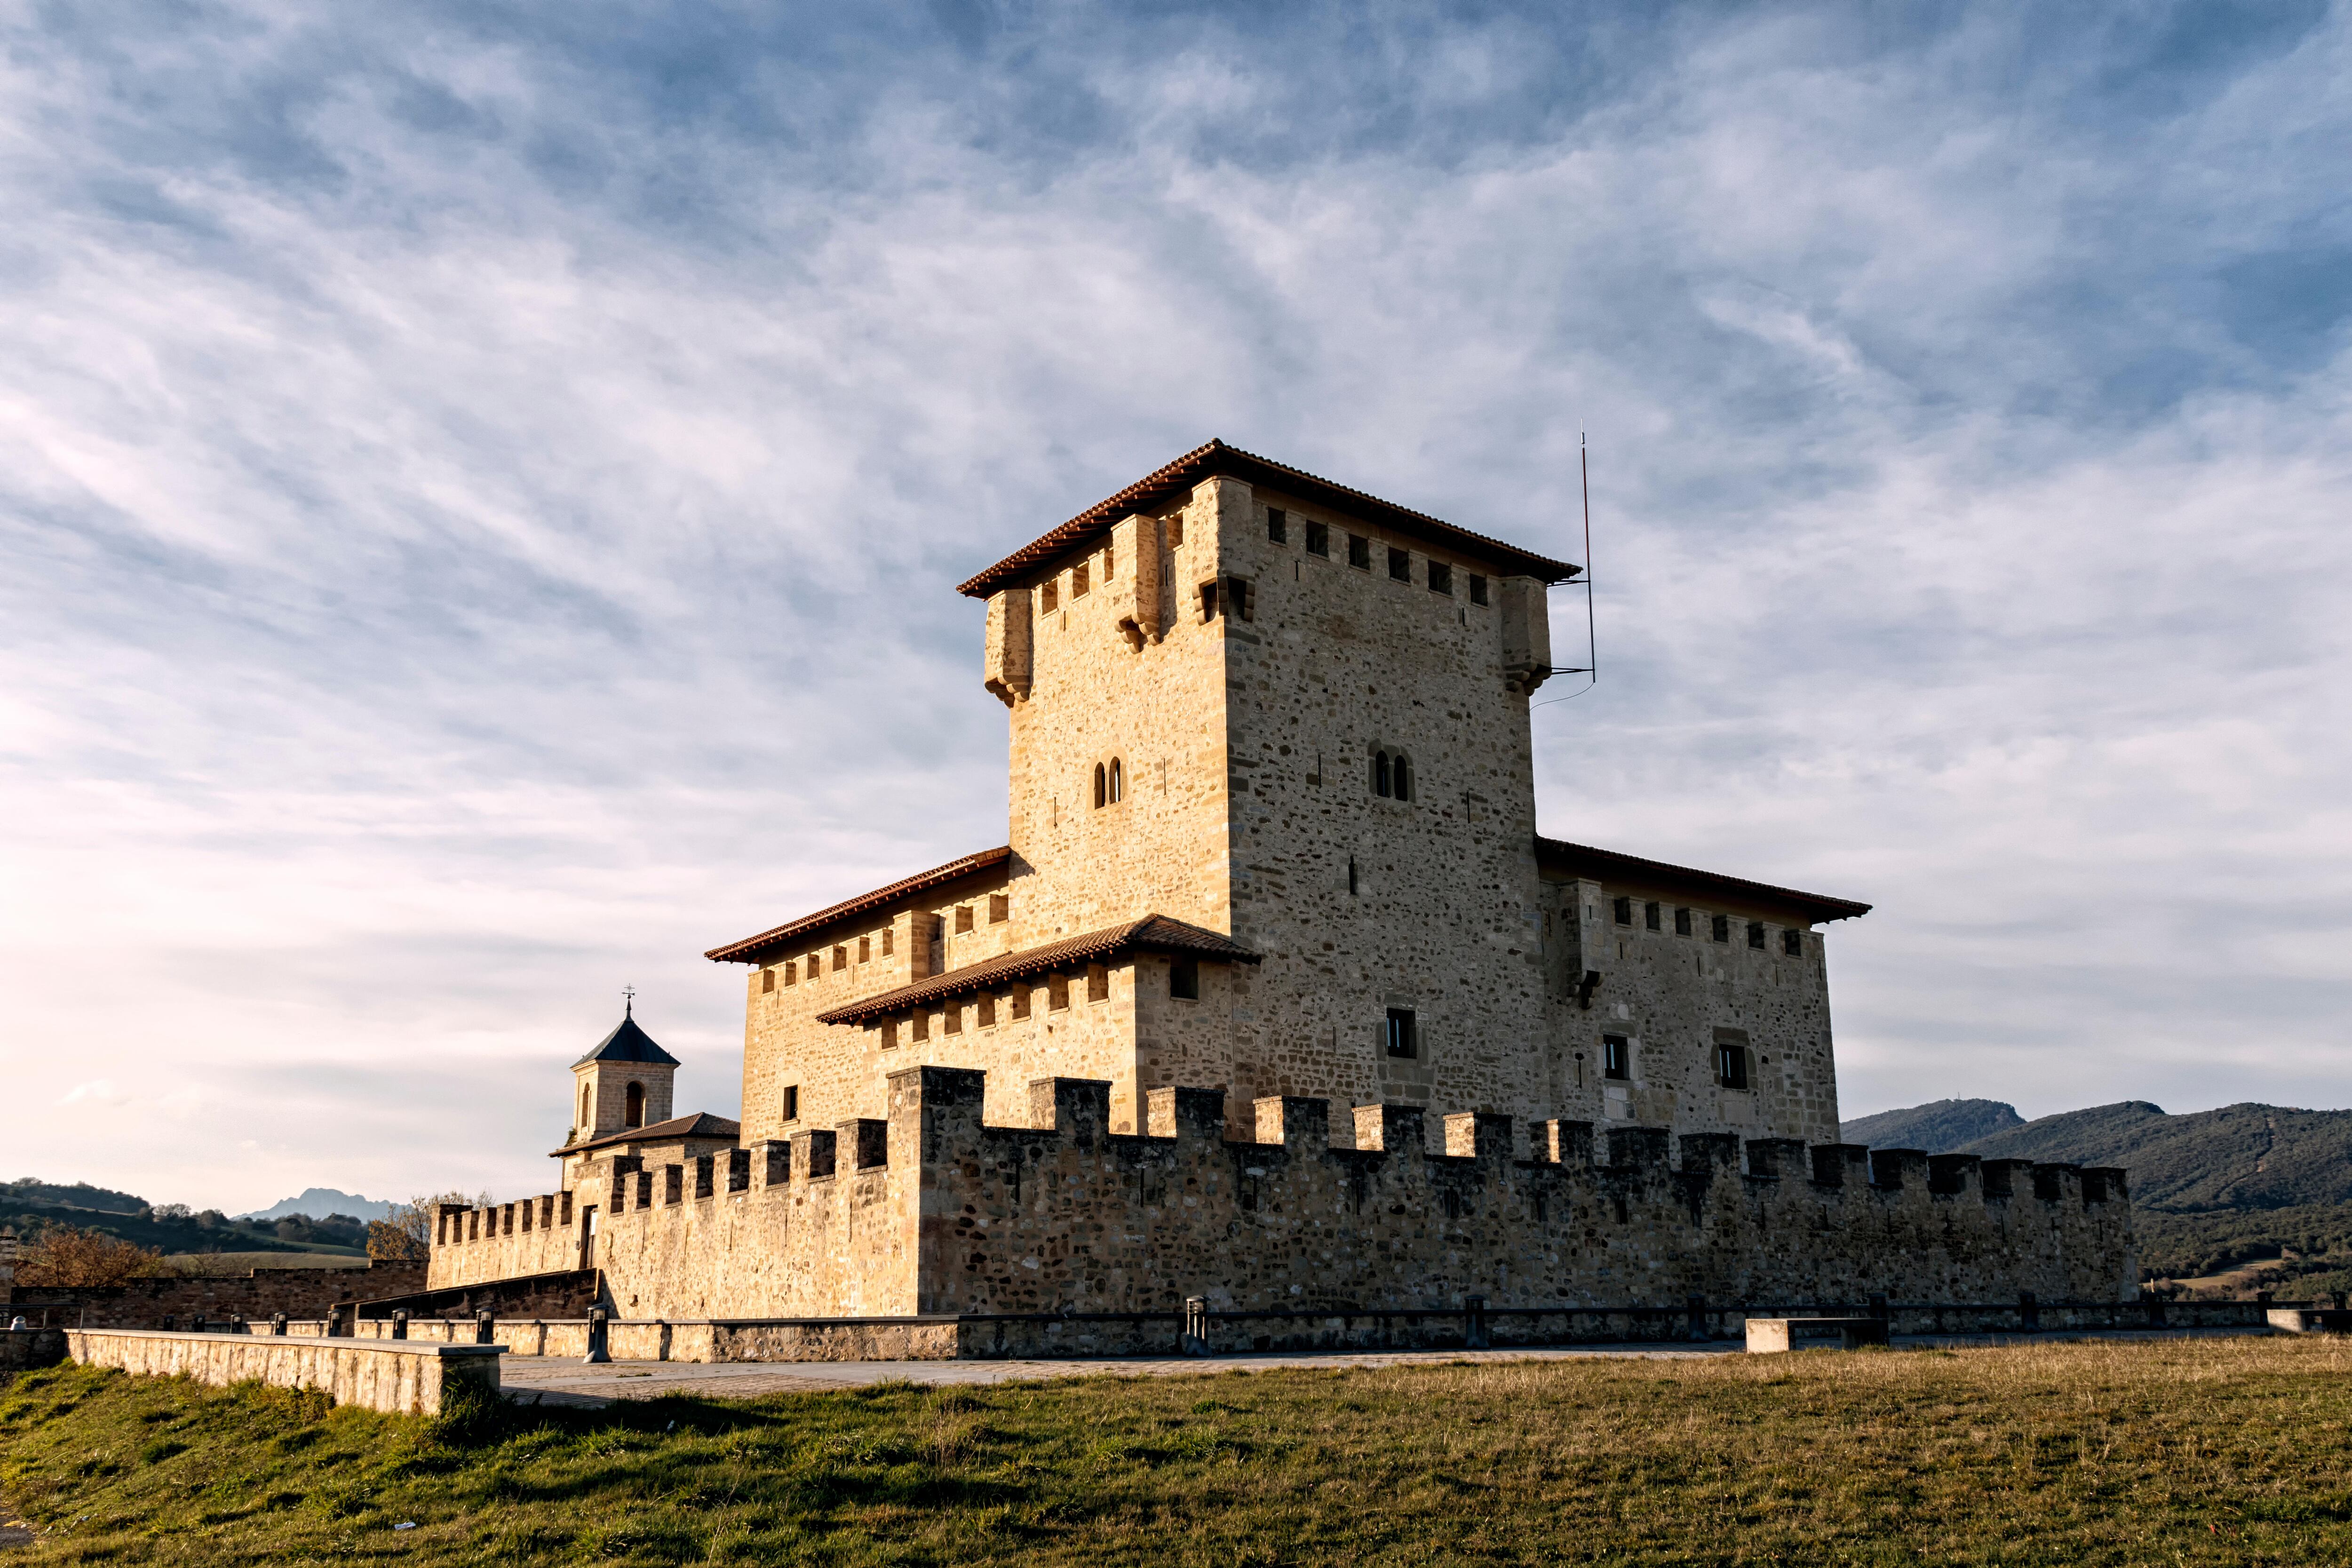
{"left": 428, "top": 1066, "right": 2135, "bottom": 1322}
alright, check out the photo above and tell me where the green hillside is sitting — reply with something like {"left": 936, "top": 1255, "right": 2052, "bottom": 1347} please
{"left": 1840, "top": 1098, "right": 2024, "bottom": 1151}
{"left": 1958, "top": 1102, "right": 2352, "bottom": 1212}
{"left": 0, "top": 1191, "right": 366, "bottom": 1259}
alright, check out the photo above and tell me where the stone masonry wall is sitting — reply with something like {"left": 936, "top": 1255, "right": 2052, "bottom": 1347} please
{"left": 7, "top": 1263, "right": 426, "bottom": 1329}
{"left": 431, "top": 1066, "right": 2135, "bottom": 1323}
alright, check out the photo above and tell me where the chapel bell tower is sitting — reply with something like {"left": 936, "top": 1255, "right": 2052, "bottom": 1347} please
{"left": 567, "top": 999, "right": 680, "bottom": 1142}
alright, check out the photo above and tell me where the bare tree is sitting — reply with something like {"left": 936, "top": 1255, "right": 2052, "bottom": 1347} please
{"left": 367, "top": 1190, "right": 489, "bottom": 1261}
{"left": 15, "top": 1226, "right": 168, "bottom": 1288}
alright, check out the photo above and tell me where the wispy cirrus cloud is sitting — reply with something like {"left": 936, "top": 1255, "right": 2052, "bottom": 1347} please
{"left": 1, "top": 1, "right": 2347, "bottom": 1209}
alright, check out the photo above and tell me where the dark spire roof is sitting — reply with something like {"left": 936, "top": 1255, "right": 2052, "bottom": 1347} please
{"left": 571, "top": 1002, "right": 680, "bottom": 1068}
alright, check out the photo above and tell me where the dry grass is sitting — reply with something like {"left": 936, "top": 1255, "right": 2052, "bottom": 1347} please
{"left": 6, "top": 1336, "right": 2352, "bottom": 1564}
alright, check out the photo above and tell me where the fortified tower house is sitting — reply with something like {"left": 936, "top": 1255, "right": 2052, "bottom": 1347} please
{"left": 963, "top": 441, "right": 1580, "bottom": 1131}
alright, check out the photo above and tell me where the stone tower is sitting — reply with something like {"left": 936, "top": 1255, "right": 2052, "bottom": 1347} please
{"left": 568, "top": 1003, "right": 680, "bottom": 1143}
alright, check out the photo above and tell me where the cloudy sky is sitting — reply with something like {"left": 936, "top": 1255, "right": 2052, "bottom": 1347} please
{"left": 4, "top": 1, "right": 2347, "bottom": 1213}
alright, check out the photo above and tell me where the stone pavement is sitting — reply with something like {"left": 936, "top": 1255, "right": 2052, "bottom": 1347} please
{"left": 497, "top": 1342, "right": 1733, "bottom": 1406}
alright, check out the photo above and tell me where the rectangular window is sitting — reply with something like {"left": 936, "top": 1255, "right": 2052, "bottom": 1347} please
{"left": 1387, "top": 545, "right": 1411, "bottom": 582}
{"left": 1384, "top": 1007, "right": 1418, "bottom": 1059}
{"left": 1200, "top": 580, "right": 1219, "bottom": 621}
{"left": 882, "top": 928, "right": 894, "bottom": 956}
{"left": 977, "top": 994, "right": 996, "bottom": 1027}
{"left": 1048, "top": 974, "right": 1069, "bottom": 1011}
{"left": 1041, "top": 580, "right": 1058, "bottom": 614}
{"left": 1711, "top": 914, "right": 1730, "bottom": 943}
{"left": 1782, "top": 928, "right": 1804, "bottom": 956}
{"left": 1225, "top": 576, "right": 1253, "bottom": 621}
{"left": 1072, "top": 562, "right": 1089, "bottom": 597}
{"left": 858, "top": 935, "right": 870, "bottom": 963}
{"left": 781, "top": 1085, "right": 799, "bottom": 1122}
{"left": 1348, "top": 533, "right": 1371, "bottom": 570}
{"left": 881, "top": 1019, "right": 899, "bottom": 1049}
{"left": 833, "top": 945, "right": 848, "bottom": 971}
{"left": 785, "top": 961, "right": 797, "bottom": 986}
{"left": 1613, "top": 896, "right": 1633, "bottom": 926}
{"left": 1674, "top": 907, "right": 1692, "bottom": 937}
{"left": 1469, "top": 573, "right": 1488, "bottom": 606}
{"left": 989, "top": 894, "right": 1009, "bottom": 924}
{"left": 1267, "top": 507, "right": 1287, "bottom": 544}
{"left": 911, "top": 1012, "right": 930, "bottom": 1042}
{"left": 1011, "top": 984, "right": 1032, "bottom": 1020}
{"left": 943, "top": 1003, "right": 961, "bottom": 1035}
{"left": 1086, "top": 963, "right": 1109, "bottom": 1002}
{"left": 1169, "top": 955, "right": 1199, "bottom": 1000}
{"left": 1718, "top": 1043, "right": 1750, "bottom": 1090}
{"left": 955, "top": 905, "right": 974, "bottom": 934}
{"left": 1427, "top": 561, "right": 1452, "bottom": 596}
{"left": 807, "top": 952, "right": 822, "bottom": 981}
{"left": 1644, "top": 901, "right": 1661, "bottom": 931}
{"left": 1603, "top": 1035, "right": 1629, "bottom": 1081}
{"left": 1167, "top": 514, "right": 1184, "bottom": 547}
{"left": 1747, "top": 920, "right": 1766, "bottom": 950}
{"left": 1306, "top": 519, "right": 1330, "bottom": 557}
{"left": 1103, "top": 542, "right": 1114, "bottom": 578}
{"left": 762, "top": 968, "right": 775, "bottom": 994}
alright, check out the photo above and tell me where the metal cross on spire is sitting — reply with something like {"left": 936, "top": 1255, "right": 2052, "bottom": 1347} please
{"left": 623, "top": 985, "right": 636, "bottom": 1017}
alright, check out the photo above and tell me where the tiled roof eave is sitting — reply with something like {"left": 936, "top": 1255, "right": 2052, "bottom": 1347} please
{"left": 956, "top": 440, "right": 1581, "bottom": 598}
{"left": 705, "top": 847, "right": 1013, "bottom": 963}
{"left": 1533, "top": 836, "right": 1872, "bottom": 923}
{"left": 814, "top": 915, "right": 1260, "bottom": 1027}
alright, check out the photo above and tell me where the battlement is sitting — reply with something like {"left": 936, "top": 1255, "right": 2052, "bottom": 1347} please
{"left": 430, "top": 1067, "right": 2135, "bottom": 1321}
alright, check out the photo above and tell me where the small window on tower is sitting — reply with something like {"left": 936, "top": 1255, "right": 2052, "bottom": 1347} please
{"left": 625, "top": 1080, "right": 645, "bottom": 1128}
{"left": 1783, "top": 928, "right": 1804, "bottom": 957}
{"left": 858, "top": 935, "right": 871, "bottom": 963}
{"left": 911, "top": 1012, "right": 930, "bottom": 1042}
{"left": 1645, "top": 901, "right": 1661, "bottom": 931}
{"left": 1093, "top": 763, "right": 1107, "bottom": 809}
{"left": 1170, "top": 956, "right": 1200, "bottom": 1000}
{"left": 785, "top": 960, "right": 797, "bottom": 985}
{"left": 1087, "top": 964, "right": 1109, "bottom": 1003}
{"left": 955, "top": 905, "right": 974, "bottom": 934}
{"left": 1048, "top": 974, "right": 1070, "bottom": 1011}
{"left": 1674, "top": 907, "right": 1692, "bottom": 937}
{"left": 989, "top": 894, "right": 1009, "bottom": 923}
{"left": 1602, "top": 1035, "right": 1629, "bottom": 1081}
{"left": 1011, "top": 984, "right": 1032, "bottom": 1020}
{"left": 1374, "top": 752, "right": 1392, "bottom": 797}
{"left": 1613, "top": 896, "right": 1633, "bottom": 926}
{"left": 1469, "top": 573, "right": 1489, "bottom": 606}
{"left": 882, "top": 928, "right": 894, "bottom": 956}
{"left": 1718, "top": 1043, "right": 1750, "bottom": 1090}
{"left": 1392, "top": 755, "right": 1410, "bottom": 801}
{"left": 762, "top": 968, "right": 775, "bottom": 994}
{"left": 833, "top": 945, "right": 848, "bottom": 971}
{"left": 1387, "top": 545, "right": 1411, "bottom": 582}
{"left": 1103, "top": 542, "right": 1114, "bottom": 578}
{"left": 1267, "top": 507, "right": 1287, "bottom": 544}
{"left": 1748, "top": 920, "right": 1766, "bottom": 950}
{"left": 1306, "top": 520, "right": 1330, "bottom": 557}
{"left": 943, "top": 1003, "right": 962, "bottom": 1035}
{"left": 1072, "top": 561, "right": 1089, "bottom": 597}
{"left": 781, "top": 1085, "right": 799, "bottom": 1122}
{"left": 1108, "top": 757, "right": 1123, "bottom": 803}
{"left": 1384, "top": 1008, "right": 1418, "bottom": 1059}
{"left": 1041, "top": 580, "right": 1058, "bottom": 614}
{"left": 1348, "top": 533, "right": 1371, "bottom": 570}
{"left": 1428, "top": 561, "right": 1453, "bottom": 596}
{"left": 1167, "top": 514, "right": 1184, "bottom": 547}
{"left": 1199, "top": 580, "right": 1219, "bottom": 621}
{"left": 1226, "top": 577, "right": 1253, "bottom": 621}
{"left": 977, "top": 994, "right": 996, "bottom": 1027}
{"left": 1711, "top": 914, "right": 1730, "bottom": 943}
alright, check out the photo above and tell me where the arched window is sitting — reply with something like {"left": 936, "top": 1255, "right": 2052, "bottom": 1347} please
{"left": 1393, "top": 755, "right": 1411, "bottom": 801}
{"left": 1093, "top": 763, "right": 1106, "bottom": 808}
{"left": 1108, "top": 757, "right": 1123, "bottom": 803}
{"left": 1374, "top": 751, "right": 1391, "bottom": 797}
{"left": 625, "top": 1081, "right": 645, "bottom": 1128}
{"left": 579, "top": 1085, "right": 590, "bottom": 1128}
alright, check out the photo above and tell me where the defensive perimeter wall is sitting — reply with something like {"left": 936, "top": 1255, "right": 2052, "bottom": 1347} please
{"left": 430, "top": 1065, "right": 2136, "bottom": 1323}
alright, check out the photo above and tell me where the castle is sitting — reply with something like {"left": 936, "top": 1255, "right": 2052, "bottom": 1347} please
{"left": 428, "top": 442, "right": 2135, "bottom": 1350}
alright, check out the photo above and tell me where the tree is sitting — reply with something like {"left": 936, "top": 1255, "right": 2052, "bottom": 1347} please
{"left": 367, "top": 1191, "right": 488, "bottom": 1261}
{"left": 14, "top": 1226, "right": 168, "bottom": 1288}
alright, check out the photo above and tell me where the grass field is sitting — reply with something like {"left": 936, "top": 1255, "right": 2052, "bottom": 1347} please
{"left": 6, "top": 1337, "right": 2352, "bottom": 1564}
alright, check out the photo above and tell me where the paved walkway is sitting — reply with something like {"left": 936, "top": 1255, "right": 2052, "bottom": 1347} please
{"left": 496, "top": 1326, "right": 2266, "bottom": 1407}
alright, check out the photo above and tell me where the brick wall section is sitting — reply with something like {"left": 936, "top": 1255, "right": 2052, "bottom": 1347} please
{"left": 431, "top": 1067, "right": 2134, "bottom": 1320}
{"left": 7, "top": 1263, "right": 426, "bottom": 1329}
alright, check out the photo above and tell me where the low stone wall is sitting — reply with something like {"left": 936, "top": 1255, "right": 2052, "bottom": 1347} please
{"left": 1, "top": 1326, "right": 66, "bottom": 1372}
{"left": 64, "top": 1328, "right": 502, "bottom": 1416}
{"left": 7, "top": 1262, "right": 427, "bottom": 1329}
